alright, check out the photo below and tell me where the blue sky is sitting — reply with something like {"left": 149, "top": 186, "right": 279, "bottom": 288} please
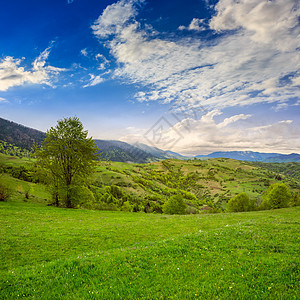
{"left": 0, "top": 0, "right": 299, "bottom": 155}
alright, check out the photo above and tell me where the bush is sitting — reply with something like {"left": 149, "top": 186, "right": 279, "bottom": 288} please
{"left": 163, "top": 194, "right": 187, "bottom": 215}
{"left": 0, "top": 182, "right": 12, "bottom": 201}
{"left": 290, "top": 192, "right": 300, "bottom": 207}
{"left": 260, "top": 183, "right": 292, "bottom": 210}
{"left": 121, "top": 201, "right": 132, "bottom": 212}
{"left": 68, "top": 186, "right": 95, "bottom": 209}
{"left": 227, "top": 193, "right": 254, "bottom": 212}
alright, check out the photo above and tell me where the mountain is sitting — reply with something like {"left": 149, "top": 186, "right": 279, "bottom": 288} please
{"left": 1, "top": 117, "right": 299, "bottom": 163}
{"left": 196, "top": 151, "right": 300, "bottom": 163}
{"left": 94, "top": 141, "right": 189, "bottom": 163}
{"left": 94, "top": 140, "right": 155, "bottom": 163}
{"left": 0, "top": 117, "right": 177, "bottom": 163}
{"left": 133, "top": 143, "right": 188, "bottom": 160}
{"left": 263, "top": 153, "right": 300, "bottom": 163}
{"left": 0, "top": 117, "right": 46, "bottom": 150}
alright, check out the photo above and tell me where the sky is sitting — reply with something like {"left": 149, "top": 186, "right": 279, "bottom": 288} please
{"left": 0, "top": 0, "right": 299, "bottom": 155}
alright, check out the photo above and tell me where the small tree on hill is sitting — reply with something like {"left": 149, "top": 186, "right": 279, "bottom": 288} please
{"left": 35, "top": 117, "right": 99, "bottom": 208}
{"left": 291, "top": 192, "right": 300, "bottom": 207}
{"left": 163, "top": 194, "right": 187, "bottom": 215}
{"left": 260, "top": 183, "right": 291, "bottom": 210}
{"left": 227, "top": 192, "right": 254, "bottom": 212}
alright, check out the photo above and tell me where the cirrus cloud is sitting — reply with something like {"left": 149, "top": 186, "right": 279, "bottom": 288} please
{"left": 92, "top": 0, "right": 300, "bottom": 109}
{"left": 0, "top": 47, "right": 65, "bottom": 91}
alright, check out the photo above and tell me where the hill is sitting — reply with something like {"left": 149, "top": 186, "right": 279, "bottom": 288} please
{"left": 94, "top": 140, "right": 154, "bottom": 163}
{"left": 0, "top": 117, "right": 185, "bottom": 163}
{"left": 0, "top": 117, "right": 45, "bottom": 150}
{"left": 1, "top": 152, "right": 299, "bottom": 213}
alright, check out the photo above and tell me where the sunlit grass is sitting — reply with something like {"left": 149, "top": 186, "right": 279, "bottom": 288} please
{"left": 1, "top": 202, "right": 299, "bottom": 299}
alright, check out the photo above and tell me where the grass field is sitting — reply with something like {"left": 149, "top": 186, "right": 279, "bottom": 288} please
{"left": 1, "top": 201, "right": 299, "bottom": 299}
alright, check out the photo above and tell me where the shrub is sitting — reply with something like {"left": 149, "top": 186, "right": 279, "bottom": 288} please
{"left": 68, "top": 186, "right": 95, "bottom": 209}
{"left": 0, "top": 182, "right": 12, "bottom": 201}
{"left": 121, "top": 201, "right": 132, "bottom": 212}
{"left": 290, "top": 192, "right": 300, "bottom": 207}
{"left": 260, "top": 183, "right": 292, "bottom": 210}
{"left": 163, "top": 194, "right": 187, "bottom": 215}
{"left": 227, "top": 193, "right": 254, "bottom": 212}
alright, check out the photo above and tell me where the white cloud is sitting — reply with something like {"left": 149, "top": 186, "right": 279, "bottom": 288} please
{"left": 217, "top": 113, "right": 251, "bottom": 128}
{"left": 92, "top": 0, "right": 300, "bottom": 110}
{"left": 121, "top": 110, "right": 299, "bottom": 155}
{"left": 0, "top": 47, "right": 65, "bottom": 91}
{"left": 272, "top": 102, "right": 289, "bottom": 112}
{"left": 178, "top": 18, "right": 207, "bottom": 31}
{"left": 0, "top": 97, "right": 8, "bottom": 103}
{"left": 91, "top": 0, "right": 143, "bottom": 38}
{"left": 210, "top": 0, "right": 300, "bottom": 51}
{"left": 83, "top": 74, "right": 105, "bottom": 87}
{"left": 95, "top": 53, "right": 110, "bottom": 70}
{"left": 81, "top": 48, "right": 88, "bottom": 56}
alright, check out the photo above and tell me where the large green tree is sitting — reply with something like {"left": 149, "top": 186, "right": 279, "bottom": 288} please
{"left": 35, "top": 117, "right": 99, "bottom": 208}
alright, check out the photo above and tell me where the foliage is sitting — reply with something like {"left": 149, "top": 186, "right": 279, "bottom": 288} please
{"left": 227, "top": 193, "right": 255, "bottom": 212}
{"left": 35, "top": 117, "right": 99, "bottom": 208}
{"left": 260, "top": 183, "right": 292, "bottom": 210}
{"left": 0, "top": 141, "right": 33, "bottom": 158}
{"left": 249, "top": 161, "right": 300, "bottom": 180}
{"left": 68, "top": 185, "right": 95, "bottom": 209}
{"left": 290, "top": 192, "right": 300, "bottom": 207}
{"left": 0, "top": 181, "right": 12, "bottom": 201}
{"left": 163, "top": 194, "right": 187, "bottom": 215}
{"left": 0, "top": 117, "right": 45, "bottom": 150}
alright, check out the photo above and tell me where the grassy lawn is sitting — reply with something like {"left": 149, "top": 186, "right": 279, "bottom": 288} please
{"left": 0, "top": 202, "right": 299, "bottom": 299}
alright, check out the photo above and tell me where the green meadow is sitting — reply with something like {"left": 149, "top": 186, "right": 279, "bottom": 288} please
{"left": 1, "top": 201, "right": 299, "bottom": 299}
{"left": 1, "top": 153, "right": 300, "bottom": 298}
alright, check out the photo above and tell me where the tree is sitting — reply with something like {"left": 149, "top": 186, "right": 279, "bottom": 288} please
{"left": 35, "top": 117, "right": 99, "bottom": 208}
{"left": 163, "top": 194, "right": 187, "bottom": 215}
{"left": 227, "top": 192, "right": 254, "bottom": 212}
{"left": 291, "top": 192, "right": 300, "bottom": 207}
{"left": 260, "top": 183, "right": 292, "bottom": 210}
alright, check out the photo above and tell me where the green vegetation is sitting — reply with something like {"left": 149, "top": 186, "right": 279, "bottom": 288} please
{"left": 1, "top": 151, "right": 299, "bottom": 213}
{"left": 227, "top": 192, "right": 255, "bottom": 212}
{"left": 1, "top": 118, "right": 300, "bottom": 298}
{"left": 35, "top": 117, "right": 99, "bottom": 208}
{"left": 0, "top": 117, "right": 45, "bottom": 150}
{"left": 248, "top": 161, "right": 300, "bottom": 180}
{"left": 260, "top": 183, "right": 292, "bottom": 210}
{"left": 163, "top": 194, "right": 187, "bottom": 214}
{"left": 0, "top": 201, "right": 299, "bottom": 298}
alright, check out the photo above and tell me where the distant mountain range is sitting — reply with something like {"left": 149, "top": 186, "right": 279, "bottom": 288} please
{"left": 1, "top": 117, "right": 299, "bottom": 163}
{"left": 196, "top": 151, "right": 300, "bottom": 163}
{"left": 0, "top": 117, "right": 184, "bottom": 163}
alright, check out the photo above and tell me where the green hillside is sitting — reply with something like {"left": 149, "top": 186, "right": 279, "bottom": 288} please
{"left": 0, "top": 201, "right": 299, "bottom": 299}
{"left": 1, "top": 152, "right": 300, "bottom": 298}
{"left": 1, "top": 153, "right": 299, "bottom": 213}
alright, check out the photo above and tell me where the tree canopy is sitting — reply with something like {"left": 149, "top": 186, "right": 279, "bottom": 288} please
{"left": 163, "top": 194, "right": 187, "bottom": 215}
{"left": 260, "top": 183, "right": 292, "bottom": 210}
{"left": 35, "top": 117, "right": 99, "bottom": 208}
{"left": 227, "top": 192, "right": 254, "bottom": 212}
